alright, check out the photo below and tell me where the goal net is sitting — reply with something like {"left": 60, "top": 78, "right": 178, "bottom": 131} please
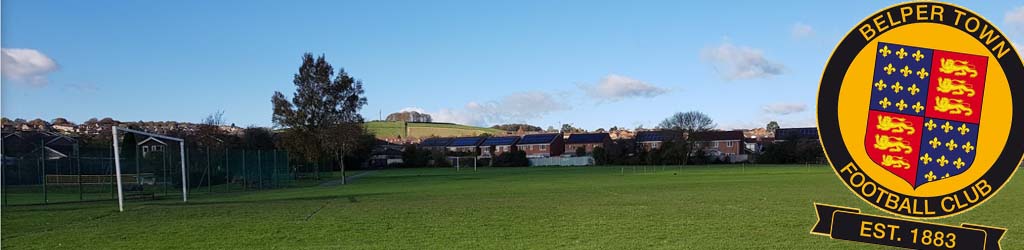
{"left": 111, "top": 126, "right": 187, "bottom": 211}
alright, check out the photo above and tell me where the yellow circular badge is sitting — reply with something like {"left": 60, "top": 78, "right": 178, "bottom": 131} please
{"left": 818, "top": 2, "right": 1024, "bottom": 219}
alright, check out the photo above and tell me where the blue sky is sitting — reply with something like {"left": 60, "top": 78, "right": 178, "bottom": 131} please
{"left": 3, "top": 0, "right": 1022, "bottom": 130}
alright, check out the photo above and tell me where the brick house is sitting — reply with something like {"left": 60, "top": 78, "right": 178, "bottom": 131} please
{"left": 691, "top": 130, "right": 747, "bottom": 162}
{"left": 635, "top": 130, "right": 682, "bottom": 152}
{"left": 516, "top": 133, "right": 564, "bottom": 158}
{"left": 446, "top": 137, "right": 484, "bottom": 155}
{"left": 478, "top": 136, "right": 519, "bottom": 157}
{"left": 564, "top": 133, "right": 611, "bottom": 156}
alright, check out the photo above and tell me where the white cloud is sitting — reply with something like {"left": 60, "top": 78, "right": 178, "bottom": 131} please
{"left": 418, "top": 91, "right": 569, "bottom": 126}
{"left": 1006, "top": 6, "right": 1024, "bottom": 35}
{"left": 791, "top": 23, "right": 814, "bottom": 39}
{"left": 701, "top": 42, "right": 785, "bottom": 80}
{"left": 398, "top": 107, "right": 427, "bottom": 113}
{"left": 580, "top": 74, "right": 668, "bottom": 102}
{"left": 762, "top": 102, "right": 807, "bottom": 115}
{"left": 1, "top": 48, "right": 59, "bottom": 86}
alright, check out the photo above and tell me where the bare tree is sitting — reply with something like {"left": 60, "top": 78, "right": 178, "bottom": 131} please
{"left": 658, "top": 111, "right": 716, "bottom": 164}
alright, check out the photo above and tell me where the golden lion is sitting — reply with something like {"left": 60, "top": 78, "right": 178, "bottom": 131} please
{"left": 934, "top": 97, "right": 973, "bottom": 116}
{"left": 874, "top": 135, "right": 913, "bottom": 154}
{"left": 939, "top": 58, "right": 978, "bottom": 78}
{"left": 936, "top": 77, "right": 976, "bottom": 97}
{"left": 876, "top": 115, "right": 915, "bottom": 135}
{"left": 881, "top": 155, "right": 911, "bottom": 169}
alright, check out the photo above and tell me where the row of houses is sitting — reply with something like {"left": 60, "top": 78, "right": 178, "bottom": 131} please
{"left": 412, "top": 128, "right": 798, "bottom": 162}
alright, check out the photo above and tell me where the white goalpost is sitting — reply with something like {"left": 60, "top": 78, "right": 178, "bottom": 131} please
{"left": 111, "top": 126, "right": 187, "bottom": 212}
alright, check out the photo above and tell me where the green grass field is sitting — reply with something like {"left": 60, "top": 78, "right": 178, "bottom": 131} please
{"left": 3, "top": 165, "right": 1022, "bottom": 249}
{"left": 365, "top": 121, "right": 505, "bottom": 139}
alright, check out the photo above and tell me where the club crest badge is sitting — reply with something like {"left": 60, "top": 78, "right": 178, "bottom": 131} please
{"left": 817, "top": 1, "right": 1023, "bottom": 219}
{"left": 812, "top": 2, "right": 1023, "bottom": 249}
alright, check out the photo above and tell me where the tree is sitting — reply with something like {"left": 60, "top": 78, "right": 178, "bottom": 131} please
{"left": 272, "top": 53, "right": 367, "bottom": 184}
{"left": 51, "top": 117, "right": 73, "bottom": 126}
{"left": 196, "top": 111, "right": 228, "bottom": 147}
{"left": 766, "top": 121, "right": 780, "bottom": 134}
{"left": 658, "top": 111, "right": 716, "bottom": 165}
{"left": 575, "top": 147, "right": 586, "bottom": 157}
{"left": 561, "top": 124, "right": 584, "bottom": 133}
{"left": 242, "top": 127, "right": 275, "bottom": 150}
{"left": 592, "top": 146, "right": 608, "bottom": 165}
{"left": 386, "top": 110, "right": 432, "bottom": 122}
{"left": 491, "top": 124, "right": 542, "bottom": 132}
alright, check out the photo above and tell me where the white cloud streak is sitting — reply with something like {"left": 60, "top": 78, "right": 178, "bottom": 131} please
{"left": 412, "top": 91, "right": 569, "bottom": 126}
{"left": 761, "top": 102, "right": 807, "bottom": 115}
{"left": 580, "top": 74, "right": 668, "bottom": 102}
{"left": 791, "top": 22, "right": 814, "bottom": 39}
{"left": 701, "top": 42, "right": 785, "bottom": 80}
{"left": 1, "top": 48, "right": 59, "bottom": 86}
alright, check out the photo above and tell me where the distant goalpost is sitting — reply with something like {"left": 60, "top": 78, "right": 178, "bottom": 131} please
{"left": 111, "top": 126, "right": 187, "bottom": 212}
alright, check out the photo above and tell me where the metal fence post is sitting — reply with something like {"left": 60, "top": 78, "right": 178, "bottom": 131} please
{"left": 41, "top": 138, "right": 47, "bottom": 205}
{"left": 242, "top": 149, "right": 247, "bottom": 191}
{"left": 225, "top": 148, "right": 230, "bottom": 192}
{"left": 207, "top": 146, "right": 212, "bottom": 193}
{"left": 258, "top": 150, "right": 263, "bottom": 190}
{"left": 76, "top": 144, "right": 82, "bottom": 201}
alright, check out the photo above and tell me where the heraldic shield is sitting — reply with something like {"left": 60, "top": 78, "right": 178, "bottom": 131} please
{"left": 865, "top": 42, "right": 986, "bottom": 189}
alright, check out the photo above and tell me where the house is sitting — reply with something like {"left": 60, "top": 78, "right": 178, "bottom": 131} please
{"left": 774, "top": 127, "right": 819, "bottom": 142}
{"left": 564, "top": 133, "right": 611, "bottom": 156}
{"left": 516, "top": 133, "right": 564, "bottom": 158}
{"left": 446, "top": 137, "right": 484, "bottom": 154}
{"left": 478, "top": 136, "right": 520, "bottom": 157}
{"left": 1, "top": 131, "right": 77, "bottom": 160}
{"left": 137, "top": 137, "right": 167, "bottom": 157}
{"left": 368, "top": 140, "right": 404, "bottom": 168}
{"left": 691, "top": 130, "right": 746, "bottom": 162}
{"left": 419, "top": 137, "right": 452, "bottom": 152}
{"left": 635, "top": 130, "right": 682, "bottom": 151}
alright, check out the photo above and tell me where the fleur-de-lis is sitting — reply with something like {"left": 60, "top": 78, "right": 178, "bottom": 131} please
{"left": 884, "top": 64, "right": 896, "bottom": 75}
{"left": 929, "top": 137, "right": 942, "bottom": 149}
{"left": 908, "top": 84, "right": 920, "bottom": 95}
{"left": 912, "top": 102, "right": 925, "bottom": 113}
{"left": 941, "top": 121, "right": 954, "bottom": 133}
{"left": 946, "top": 139, "right": 958, "bottom": 151}
{"left": 900, "top": 65, "right": 913, "bottom": 77}
{"left": 953, "top": 157, "right": 966, "bottom": 169}
{"left": 912, "top": 50, "right": 925, "bottom": 61}
{"left": 879, "top": 45, "right": 892, "bottom": 57}
{"left": 917, "top": 68, "right": 930, "bottom": 79}
{"left": 957, "top": 124, "right": 970, "bottom": 135}
{"left": 925, "top": 120, "right": 937, "bottom": 131}
{"left": 925, "top": 171, "right": 937, "bottom": 181}
{"left": 879, "top": 97, "right": 892, "bottom": 109}
{"left": 874, "top": 79, "right": 887, "bottom": 91}
{"left": 962, "top": 141, "right": 975, "bottom": 153}
{"left": 937, "top": 155, "right": 949, "bottom": 167}
{"left": 896, "top": 48, "right": 908, "bottom": 59}
{"left": 895, "top": 99, "right": 908, "bottom": 111}
{"left": 920, "top": 153, "right": 933, "bottom": 165}
{"left": 891, "top": 81, "right": 904, "bottom": 93}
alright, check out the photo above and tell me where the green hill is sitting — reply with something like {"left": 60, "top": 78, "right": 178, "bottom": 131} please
{"left": 365, "top": 121, "right": 505, "bottom": 139}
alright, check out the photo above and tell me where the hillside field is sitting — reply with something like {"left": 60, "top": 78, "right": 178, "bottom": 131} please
{"left": 3, "top": 165, "right": 1024, "bottom": 249}
{"left": 365, "top": 121, "right": 505, "bottom": 139}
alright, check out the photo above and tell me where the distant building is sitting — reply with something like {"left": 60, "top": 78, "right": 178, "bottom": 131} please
{"left": 691, "top": 130, "right": 746, "bottom": 162}
{"left": 478, "top": 136, "right": 520, "bottom": 157}
{"left": 446, "top": 137, "right": 484, "bottom": 154}
{"left": 564, "top": 133, "right": 611, "bottom": 155}
{"left": 635, "top": 130, "right": 682, "bottom": 151}
{"left": 137, "top": 137, "right": 167, "bottom": 157}
{"left": 1, "top": 131, "right": 77, "bottom": 160}
{"left": 419, "top": 137, "right": 452, "bottom": 152}
{"left": 517, "top": 133, "right": 564, "bottom": 158}
{"left": 774, "top": 127, "right": 819, "bottom": 141}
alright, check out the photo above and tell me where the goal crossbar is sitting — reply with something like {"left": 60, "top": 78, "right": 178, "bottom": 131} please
{"left": 111, "top": 126, "right": 187, "bottom": 212}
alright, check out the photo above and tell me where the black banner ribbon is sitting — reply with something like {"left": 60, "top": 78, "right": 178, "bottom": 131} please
{"left": 811, "top": 203, "right": 1005, "bottom": 250}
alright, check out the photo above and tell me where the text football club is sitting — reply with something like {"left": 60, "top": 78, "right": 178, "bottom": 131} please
{"left": 812, "top": 2, "right": 1024, "bottom": 250}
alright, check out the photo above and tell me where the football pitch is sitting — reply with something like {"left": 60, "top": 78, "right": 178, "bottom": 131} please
{"left": 3, "top": 165, "right": 1022, "bottom": 249}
